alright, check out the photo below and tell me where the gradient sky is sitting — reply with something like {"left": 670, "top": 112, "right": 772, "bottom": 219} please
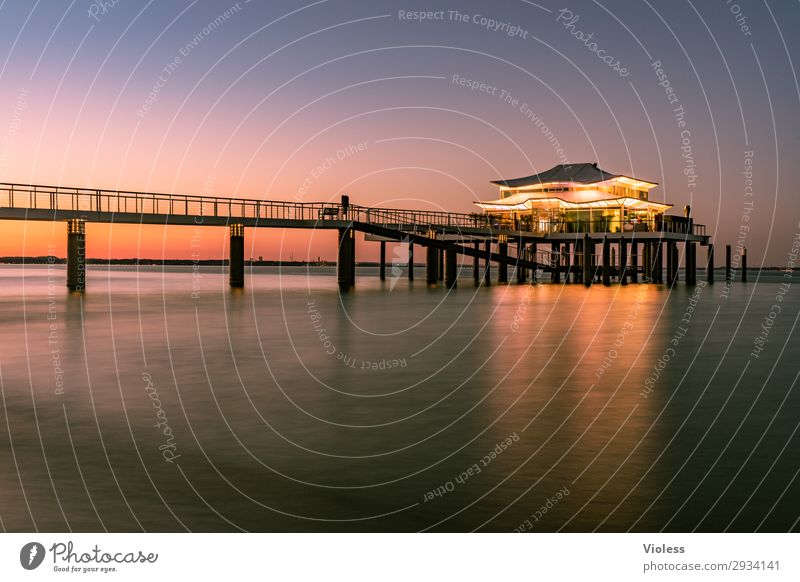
{"left": 0, "top": 0, "right": 798, "bottom": 264}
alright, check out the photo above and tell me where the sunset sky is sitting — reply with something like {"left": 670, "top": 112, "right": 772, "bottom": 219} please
{"left": 0, "top": 0, "right": 798, "bottom": 264}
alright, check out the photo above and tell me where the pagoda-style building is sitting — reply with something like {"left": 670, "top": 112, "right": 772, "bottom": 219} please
{"left": 476, "top": 163, "right": 672, "bottom": 234}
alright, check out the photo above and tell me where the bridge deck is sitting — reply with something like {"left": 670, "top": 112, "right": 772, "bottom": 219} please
{"left": 0, "top": 182, "right": 708, "bottom": 244}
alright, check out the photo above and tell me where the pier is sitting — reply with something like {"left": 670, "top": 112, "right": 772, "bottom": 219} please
{"left": 0, "top": 182, "right": 725, "bottom": 292}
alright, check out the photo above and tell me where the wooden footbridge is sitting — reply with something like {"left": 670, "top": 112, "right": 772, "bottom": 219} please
{"left": 0, "top": 182, "right": 734, "bottom": 292}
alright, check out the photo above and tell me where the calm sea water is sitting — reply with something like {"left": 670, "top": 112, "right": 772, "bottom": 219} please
{"left": 0, "top": 264, "right": 798, "bottom": 532}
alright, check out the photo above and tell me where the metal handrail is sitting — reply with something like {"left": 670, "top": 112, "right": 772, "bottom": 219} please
{"left": 0, "top": 182, "right": 706, "bottom": 236}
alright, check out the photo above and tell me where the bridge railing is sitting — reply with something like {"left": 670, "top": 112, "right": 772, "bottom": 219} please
{"left": 0, "top": 183, "right": 706, "bottom": 237}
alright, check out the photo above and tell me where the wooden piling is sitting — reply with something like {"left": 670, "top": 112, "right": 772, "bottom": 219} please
{"left": 602, "top": 236, "right": 611, "bottom": 286}
{"left": 445, "top": 247, "right": 457, "bottom": 289}
{"left": 551, "top": 242, "right": 560, "bottom": 283}
{"left": 631, "top": 241, "right": 639, "bottom": 284}
{"left": 707, "top": 243, "right": 714, "bottom": 284}
{"left": 66, "top": 219, "right": 86, "bottom": 291}
{"left": 687, "top": 241, "right": 697, "bottom": 285}
{"left": 498, "top": 239, "right": 508, "bottom": 284}
{"left": 408, "top": 242, "right": 414, "bottom": 280}
{"left": 473, "top": 241, "right": 480, "bottom": 285}
{"left": 516, "top": 241, "right": 527, "bottom": 284}
{"left": 620, "top": 237, "right": 628, "bottom": 285}
{"left": 726, "top": 244, "right": 732, "bottom": 283}
{"left": 229, "top": 223, "right": 245, "bottom": 288}
{"left": 742, "top": 247, "right": 747, "bottom": 282}
{"left": 336, "top": 226, "right": 353, "bottom": 291}
{"left": 583, "top": 234, "right": 592, "bottom": 287}
{"left": 426, "top": 244, "right": 437, "bottom": 284}
{"left": 379, "top": 241, "right": 386, "bottom": 281}
{"left": 484, "top": 240, "right": 491, "bottom": 286}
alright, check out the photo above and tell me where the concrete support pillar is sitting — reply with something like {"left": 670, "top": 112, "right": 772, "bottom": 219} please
{"left": 473, "top": 241, "right": 480, "bottom": 285}
{"left": 631, "top": 241, "right": 639, "bottom": 284}
{"left": 66, "top": 219, "right": 86, "bottom": 291}
{"left": 229, "top": 223, "right": 245, "bottom": 288}
{"left": 620, "top": 237, "right": 628, "bottom": 285}
{"left": 336, "top": 226, "right": 354, "bottom": 291}
{"left": 602, "top": 236, "right": 611, "bottom": 286}
{"left": 408, "top": 242, "right": 414, "bottom": 281}
{"left": 498, "top": 239, "right": 508, "bottom": 284}
{"left": 742, "top": 247, "right": 747, "bottom": 282}
{"left": 445, "top": 246, "right": 458, "bottom": 289}
{"left": 379, "top": 241, "right": 386, "bottom": 281}
{"left": 426, "top": 244, "right": 438, "bottom": 285}
{"left": 516, "top": 241, "right": 527, "bottom": 284}
{"left": 551, "top": 242, "right": 560, "bottom": 283}
{"left": 667, "top": 241, "right": 678, "bottom": 287}
{"left": 483, "top": 240, "right": 491, "bottom": 286}
{"left": 726, "top": 244, "right": 732, "bottom": 283}
{"left": 707, "top": 244, "right": 715, "bottom": 284}
{"left": 582, "top": 234, "right": 592, "bottom": 287}
{"left": 653, "top": 241, "right": 663, "bottom": 284}
{"left": 687, "top": 242, "right": 697, "bottom": 285}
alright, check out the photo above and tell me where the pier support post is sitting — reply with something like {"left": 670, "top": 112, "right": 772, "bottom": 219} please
{"left": 551, "top": 242, "right": 560, "bottom": 283}
{"left": 742, "top": 247, "right": 747, "bottom": 282}
{"left": 426, "top": 240, "right": 438, "bottom": 285}
{"left": 707, "top": 244, "right": 715, "bottom": 284}
{"left": 602, "top": 236, "right": 611, "bottom": 286}
{"left": 631, "top": 241, "right": 639, "bottom": 284}
{"left": 620, "top": 237, "right": 628, "bottom": 285}
{"left": 473, "top": 242, "right": 480, "bottom": 285}
{"left": 66, "top": 219, "right": 86, "bottom": 291}
{"left": 516, "top": 241, "right": 527, "bottom": 284}
{"left": 643, "top": 242, "right": 652, "bottom": 282}
{"left": 336, "top": 226, "right": 354, "bottom": 291}
{"left": 379, "top": 241, "right": 386, "bottom": 281}
{"left": 687, "top": 242, "right": 697, "bottom": 285}
{"left": 726, "top": 244, "right": 732, "bottom": 283}
{"left": 531, "top": 243, "right": 538, "bottom": 283}
{"left": 666, "top": 241, "right": 677, "bottom": 287}
{"left": 229, "top": 223, "right": 245, "bottom": 288}
{"left": 445, "top": 246, "right": 458, "bottom": 289}
{"left": 437, "top": 248, "right": 444, "bottom": 281}
{"left": 498, "top": 238, "right": 508, "bottom": 284}
{"left": 483, "top": 240, "right": 491, "bottom": 286}
{"left": 583, "top": 234, "right": 592, "bottom": 287}
{"left": 563, "top": 243, "right": 571, "bottom": 284}
{"left": 653, "top": 241, "right": 663, "bottom": 284}
{"left": 575, "top": 238, "right": 583, "bottom": 284}
{"left": 408, "top": 242, "right": 414, "bottom": 281}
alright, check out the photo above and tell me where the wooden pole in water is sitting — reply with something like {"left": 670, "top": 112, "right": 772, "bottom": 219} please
{"left": 653, "top": 241, "right": 663, "bottom": 284}
{"left": 583, "top": 234, "right": 592, "bottom": 287}
{"left": 631, "top": 241, "right": 639, "bottom": 284}
{"left": 473, "top": 241, "right": 480, "bottom": 285}
{"left": 551, "top": 242, "right": 559, "bottom": 283}
{"left": 575, "top": 238, "right": 583, "bottom": 284}
{"left": 229, "top": 223, "right": 245, "bottom": 288}
{"left": 620, "top": 236, "right": 628, "bottom": 285}
{"left": 602, "top": 236, "right": 611, "bottom": 286}
{"left": 726, "top": 244, "right": 732, "bottom": 283}
{"left": 379, "top": 241, "right": 386, "bottom": 281}
{"left": 707, "top": 243, "right": 715, "bottom": 284}
{"left": 336, "top": 226, "right": 353, "bottom": 291}
{"left": 516, "top": 241, "right": 526, "bottom": 284}
{"left": 484, "top": 240, "right": 491, "bottom": 286}
{"left": 408, "top": 242, "right": 414, "bottom": 281}
{"left": 531, "top": 242, "right": 538, "bottom": 284}
{"left": 426, "top": 243, "right": 437, "bottom": 285}
{"left": 742, "top": 247, "right": 747, "bottom": 282}
{"left": 66, "top": 219, "right": 86, "bottom": 291}
{"left": 498, "top": 238, "right": 508, "bottom": 284}
{"left": 687, "top": 241, "right": 697, "bottom": 285}
{"left": 445, "top": 246, "right": 457, "bottom": 289}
